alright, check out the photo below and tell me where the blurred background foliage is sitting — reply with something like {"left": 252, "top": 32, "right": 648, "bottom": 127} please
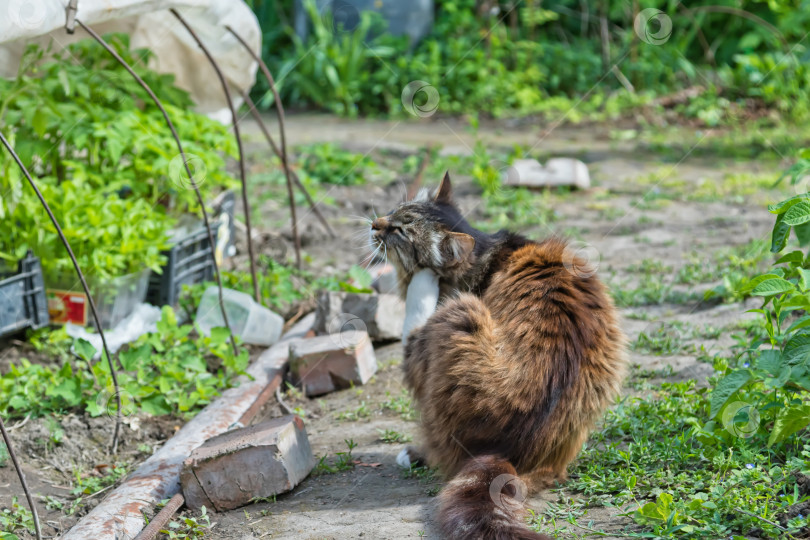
{"left": 246, "top": 0, "right": 810, "bottom": 123}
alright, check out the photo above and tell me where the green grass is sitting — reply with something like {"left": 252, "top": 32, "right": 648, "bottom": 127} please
{"left": 313, "top": 439, "right": 358, "bottom": 475}
{"left": 378, "top": 429, "right": 412, "bottom": 444}
{"left": 528, "top": 381, "right": 810, "bottom": 539}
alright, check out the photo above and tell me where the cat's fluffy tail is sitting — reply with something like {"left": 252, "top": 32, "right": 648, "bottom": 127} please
{"left": 436, "top": 455, "right": 551, "bottom": 540}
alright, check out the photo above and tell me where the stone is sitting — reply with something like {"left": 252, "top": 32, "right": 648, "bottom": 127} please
{"left": 314, "top": 291, "right": 404, "bottom": 341}
{"left": 181, "top": 415, "right": 314, "bottom": 511}
{"left": 288, "top": 330, "right": 377, "bottom": 396}
{"left": 504, "top": 158, "right": 590, "bottom": 190}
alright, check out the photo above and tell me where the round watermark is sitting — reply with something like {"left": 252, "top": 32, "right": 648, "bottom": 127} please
{"left": 401, "top": 81, "right": 440, "bottom": 118}
{"left": 489, "top": 159, "right": 520, "bottom": 192}
{"left": 489, "top": 473, "right": 527, "bottom": 510}
{"left": 794, "top": 174, "right": 810, "bottom": 195}
{"left": 562, "top": 241, "right": 600, "bottom": 278}
{"left": 322, "top": 0, "right": 361, "bottom": 35}
{"left": 327, "top": 313, "right": 368, "bottom": 348}
{"left": 721, "top": 401, "right": 761, "bottom": 438}
{"left": 96, "top": 388, "right": 136, "bottom": 420}
{"left": 7, "top": 0, "right": 47, "bottom": 31}
{"left": 168, "top": 153, "right": 207, "bottom": 190}
{"left": 634, "top": 8, "right": 673, "bottom": 45}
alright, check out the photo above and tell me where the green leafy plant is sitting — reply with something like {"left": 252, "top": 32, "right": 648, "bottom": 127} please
{"left": 0, "top": 36, "right": 237, "bottom": 283}
{"left": 297, "top": 142, "right": 378, "bottom": 185}
{"left": 0, "top": 307, "right": 248, "bottom": 419}
{"left": 710, "top": 152, "right": 810, "bottom": 448}
{"left": 313, "top": 439, "right": 357, "bottom": 475}
{"left": 0, "top": 497, "right": 35, "bottom": 540}
{"left": 161, "top": 506, "right": 211, "bottom": 539}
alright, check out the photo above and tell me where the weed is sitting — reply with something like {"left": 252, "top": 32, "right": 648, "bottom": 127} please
{"left": 571, "top": 381, "right": 808, "bottom": 538}
{"left": 0, "top": 497, "right": 35, "bottom": 537}
{"left": 161, "top": 507, "right": 211, "bottom": 539}
{"left": 335, "top": 401, "right": 371, "bottom": 421}
{"left": 382, "top": 390, "right": 417, "bottom": 421}
{"left": 377, "top": 429, "right": 412, "bottom": 444}
{"left": 313, "top": 439, "right": 357, "bottom": 475}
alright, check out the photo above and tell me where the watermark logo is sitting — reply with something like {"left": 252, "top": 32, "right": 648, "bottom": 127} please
{"left": 7, "top": 0, "right": 47, "bottom": 31}
{"left": 169, "top": 153, "right": 207, "bottom": 190}
{"left": 96, "top": 388, "right": 136, "bottom": 420}
{"left": 327, "top": 313, "right": 368, "bottom": 348}
{"left": 402, "top": 81, "right": 440, "bottom": 118}
{"left": 489, "top": 159, "right": 521, "bottom": 192}
{"left": 634, "top": 8, "right": 673, "bottom": 45}
{"left": 721, "top": 401, "right": 760, "bottom": 438}
{"left": 489, "top": 473, "right": 527, "bottom": 510}
{"left": 794, "top": 175, "right": 810, "bottom": 195}
{"left": 562, "top": 241, "right": 600, "bottom": 278}
{"left": 322, "top": 0, "right": 361, "bottom": 35}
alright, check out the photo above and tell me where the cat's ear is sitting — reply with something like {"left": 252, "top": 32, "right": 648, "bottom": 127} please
{"left": 443, "top": 231, "right": 475, "bottom": 263}
{"left": 434, "top": 171, "right": 453, "bottom": 203}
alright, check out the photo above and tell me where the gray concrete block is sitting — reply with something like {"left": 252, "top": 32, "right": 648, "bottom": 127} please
{"left": 314, "top": 290, "right": 404, "bottom": 341}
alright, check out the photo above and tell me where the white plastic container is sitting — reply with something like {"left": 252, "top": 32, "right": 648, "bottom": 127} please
{"left": 195, "top": 287, "right": 284, "bottom": 346}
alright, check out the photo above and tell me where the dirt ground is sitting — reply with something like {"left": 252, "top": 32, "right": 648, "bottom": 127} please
{"left": 1, "top": 114, "right": 790, "bottom": 538}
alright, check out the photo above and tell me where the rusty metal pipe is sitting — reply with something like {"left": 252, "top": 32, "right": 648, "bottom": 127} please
{"left": 133, "top": 493, "right": 185, "bottom": 540}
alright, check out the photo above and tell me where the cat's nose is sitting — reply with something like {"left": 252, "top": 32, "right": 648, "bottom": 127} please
{"left": 371, "top": 217, "right": 388, "bottom": 231}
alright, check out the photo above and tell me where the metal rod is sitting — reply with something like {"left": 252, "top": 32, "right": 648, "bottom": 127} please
{"left": 0, "top": 130, "right": 122, "bottom": 453}
{"left": 171, "top": 9, "right": 260, "bottom": 302}
{"left": 75, "top": 19, "right": 238, "bottom": 356}
{"left": 226, "top": 26, "right": 304, "bottom": 267}
{"left": 0, "top": 414, "right": 42, "bottom": 540}
{"left": 240, "top": 91, "right": 335, "bottom": 239}
{"left": 133, "top": 493, "right": 184, "bottom": 540}
{"left": 240, "top": 92, "right": 301, "bottom": 268}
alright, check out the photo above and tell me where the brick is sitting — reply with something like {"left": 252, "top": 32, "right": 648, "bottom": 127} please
{"left": 314, "top": 291, "right": 404, "bottom": 341}
{"left": 181, "top": 415, "right": 314, "bottom": 511}
{"left": 289, "top": 330, "right": 377, "bottom": 396}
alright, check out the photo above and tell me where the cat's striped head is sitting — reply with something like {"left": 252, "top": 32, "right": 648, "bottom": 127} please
{"left": 370, "top": 172, "right": 476, "bottom": 277}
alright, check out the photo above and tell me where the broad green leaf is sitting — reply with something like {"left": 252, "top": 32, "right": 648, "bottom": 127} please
{"left": 49, "top": 378, "right": 81, "bottom": 406}
{"left": 799, "top": 269, "right": 810, "bottom": 291}
{"left": 784, "top": 331, "right": 810, "bottom": 365}
{"left": 776, "top": 250, "right": 804, "bottom": 264}
{"left": 787, "top": 315, "right": 810, "bottom": 334}
{"left": 140, "top": 394, "right": 171, "bottom": 416}
{"left": 772, "top": 213, "right": 791, "bottom": 252}
{"left": 73, "top": 338, "right": 97, "bottom": 361}
{"left": 783, "top": 201, "right": 810, "bottom": 226}
{"left": 769, "top": 195, "right": 809, "bottom": 214}
{"left": 768, "top": 405, "right": 810, "bottom": 446}
{"left": 710, "top": 370, "right": 751, "bottom": 418}
{"left": 757, "top": 349, "right": 782, "bottom": 375}
{"left": 751, "top": 278, "right": 794, "bottom": 296}
{"left": 738, "top": 273, "right": 781, "bottom": 294}
{"left": 208, "top": 326, "right": 231, "bottom": 347}
{"left": 796, "top": 222, "right": 810, "bottom": 247}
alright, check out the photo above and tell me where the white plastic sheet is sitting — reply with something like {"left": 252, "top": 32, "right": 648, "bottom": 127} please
{"left": 0, "top": 0, "right": 261, "bottom": 117}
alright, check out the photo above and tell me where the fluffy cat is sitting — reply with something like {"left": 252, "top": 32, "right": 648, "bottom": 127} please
{"left": 370, "top": 173, "right": 627, "bottom": 539}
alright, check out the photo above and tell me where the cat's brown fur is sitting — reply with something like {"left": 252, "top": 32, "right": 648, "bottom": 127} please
{"left": 371, "top": 173, "right": 627, "bottom": 539}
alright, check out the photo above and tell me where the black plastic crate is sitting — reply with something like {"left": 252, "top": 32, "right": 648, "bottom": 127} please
{"left": 0, "top": 252, "right": 49, "bottom": 338}
{"left": 146, "top": 227, "right": 216, "bottom": 308}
